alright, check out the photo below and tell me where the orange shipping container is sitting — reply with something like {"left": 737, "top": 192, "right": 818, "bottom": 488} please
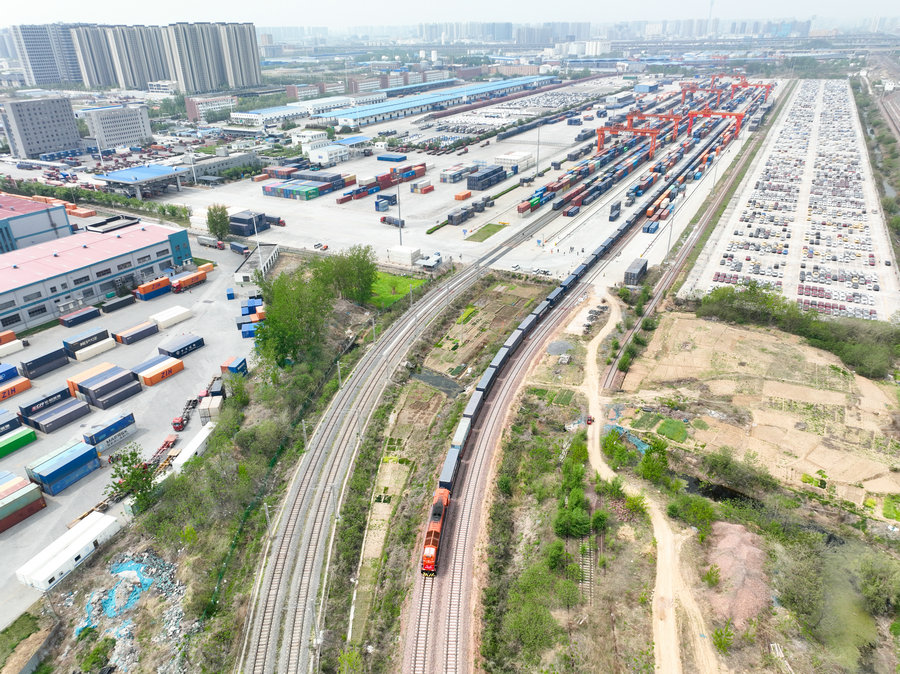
{"left": 66, "top": 362, "right": 115, "bottom": 397}
{"left": 252, "top": 174, "right": 268, "bottom": 182}
{"left": 220, "top": 357, "right": 236, "bottom": 373}
{"left": 454, "top": 191, "right": 471, "bottom": 201}
{"left": 0, "top": 376, "right": 32, "bottom": 401}
{"left": 136, "top": 277, "right": 171, "bottom": 294}
{"left": 198, "top": 263, "right": 214, "bottom": 274}
{"left": 140, "top": 358, "right": 184, "bottom": 386}
{"left": 256, "top": 310, "right": 266, "bottom": 320}
{"left": 0, "top": 330, "right": 15, "bottom": 345}
{"left": 249, "top": 313, "right": 260, "bottom": 323}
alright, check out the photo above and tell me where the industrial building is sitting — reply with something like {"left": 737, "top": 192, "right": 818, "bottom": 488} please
{"left": 0, "top": 98, "right": 81, "bottom": 159}
{"left": 0, "top": 194, "right": 74, "bottom": 254}
{"left": 0, "top": 222, "right": 192, "bottom": 331}
{"left": 78, "top": 104, "right": 152, "bottom": 150}
{"left": 230, "top": 93, "right": 388, "bottom": 127}
{"left": 95, "top": 165, "right": 192, "bottom": 199}
{"left": 308, "top": 144, "right": 350, "bottom": 166}
{"left": 11, "top": 22, "right": 262, "bottom": 94}
{"left": 315, "top": 76, "right": 556, "bottom": 127}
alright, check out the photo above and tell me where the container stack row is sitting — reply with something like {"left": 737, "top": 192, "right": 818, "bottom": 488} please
{"left": 236, "top": 300, "right": 265, "bottom": 339}
{"left": 18, "top": 386, "right": 91, "bottom": 434}
{"left": 25, "top": 441, "right": 101, "bottom": 495}
{"left": 0, "top": 470, "right": 46, "bottom": 533}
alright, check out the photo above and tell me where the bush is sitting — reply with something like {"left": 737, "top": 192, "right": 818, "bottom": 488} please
{"left": 859, "top": 554, "right": 900, "bottom": 616}
{"left": 668, "top": 493, "right": 716, "bottom": 535}
{"left": 712, "top": 620, "right": 734, "bottom": 654}
{"left": 702, "top": 564, "right": 721, "bottom": 588}
{"left": 625, "top": 494, "right": 647, "bottom": 517}
{"left": 702, "top": 447, "right": 778, "bottom": 493}
{"left": 546, "top": 540, "right": 567, "bottom": 571}
{"left": 591, "top": 509, "right": 610, "bottom": 534}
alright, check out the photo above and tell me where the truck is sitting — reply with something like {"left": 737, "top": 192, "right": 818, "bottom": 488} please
{"left": 230, "top": 241, "right": 250, "bottom": 256}
{"left": 171, "top": 272, "right": 207, "bottom": 293}
{"left": 171, "top": 398, "right": 198, "bottom": 432}
{"left": 380, "top": 216, "right": 406, "bottom": 227}
{"left": 197, "top": 236, "right": 224, "bottom": 249}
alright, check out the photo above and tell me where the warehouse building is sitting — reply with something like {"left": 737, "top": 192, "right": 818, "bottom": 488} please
{"left": 316, "top": 76, "right": 555, "bottom": 127}
{"left": 185, "top": 95, "right": 237, "bottom": 122}
{"left": 0, "top": 223, "right": 191, "bottom": 330}
{"left": 308, "top": 144, "right": 350, "bottom": 166}
{"left": 78, "top": 104, "right": 152, "bottom": 150}
{"left": 0, "top": 194, "right": 74, "bottom": 253}
{"left": 0, "top": 97, "right": 81, "bottom": 159}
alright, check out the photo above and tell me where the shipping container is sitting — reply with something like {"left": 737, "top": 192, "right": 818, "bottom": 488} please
{"left": 0, "top": 363, "right": 19, "bottom": 384}
{"left": 158, "top": 334, "right": 204, "bottom": 359}
{"left": 0, "top": 376, "right": 31, "bottom": 402}
{"left": 438, "top": 447, "right": 461, "bottom": 492}
{"left": 19, "top": 386, "right": 71, "bottom": 419}
{"left": 150, "top": 306, "right": 192, "bottom": 329}
{"left": 462, "top": 390, "right": 483, "bottom": 420}
{"left": 140, "top": 358, "right": 184, "bottom": 386}
{"left": 20, "top": 348, "right": 68, "bottom": 378}
{"left": 30, "top": 399, "right": 91, "bottom": 434}
{"left": 59, "top": 306, "right": 100, "bottom": 328}
{"left": 113, "top": 321, "right": 159, "bottom": 345}
{"left": 171, "top": 271, "right": 206, "bottom": 293}
{"left": 220, "top": 357, "right": 248, "bottom": 375}
{"left": 0, "top": 482, "right": 44, "bottom": 525}
{"left": 66, "top": 362, "right": 114, "bottom": 397}
{"left": 0, "top": 340, "right": 25, "bottom": 358}
{"left": 0, "top": 426, "right": 37, "bottom": 458}
{"left": 0, "top": 330, "right": 16, "bottom": 345}
{"left": 0, "top": 409, "right": 22, "bottom": 436}
{"left": 100, "top": 295, "right": 136, "bottom": 313}
{"left": 131, "top": 354, "right": 170, "bottom": 374}
{"left": 74, "top": 338, "right": 116, "bottom": 361}
{"left": 0, "top": 490, "right": 45, "bottom": 534}
{"left": 136, "top": 277, "right": 171, "bottom": 295}
{"left": 83, "top": 412, "right": 135, "bottom": 446}
{"left": 94, "top": 381, "right": 142, "bottom": 409}
{"left": 28, "top": 441, "right": 97, "bottom": 484}
{"left": 40, "top": 456, "right": 101, "bottom": 495}
{"left": 91, "top": 424, "right": 137, "bottom": 454}
{"left": 63, "top": 327, "right": 111, "bottom": 357}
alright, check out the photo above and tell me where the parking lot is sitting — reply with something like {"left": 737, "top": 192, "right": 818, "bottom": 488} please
{"left": 683, "top": 79, "right": 900, "bottom": 319}
{"left": 0, "top": 241, "right": 255, "bottom": 628}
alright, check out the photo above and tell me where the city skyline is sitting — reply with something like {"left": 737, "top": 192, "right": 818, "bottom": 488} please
{"left": 0, "top": 2, "right": 898, "bottom": 31}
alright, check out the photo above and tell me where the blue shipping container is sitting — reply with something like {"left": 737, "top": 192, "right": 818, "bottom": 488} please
{"left": 134, "top": 285, "right": 171, "bottom": 301}
{"left": 41, "top": 456, "right": 102, "bottom": 495}
{"left": 0, "top": 364, "right": 19, "bottom": 385}
{"left": 226, "top": 358, "right": 248, "bottom": 375}
{"left": 0, "top": 410, "right": 22, "bottom": 436}
{"left": 60, "top": 307, "right": 101, "bottom": 327}
{"left": 19, "top": 386, "right": 71, "bottom": 419}
{"left": 83, "top": 412, "right": 135, "bottom": 446}
{"left": 132, "top": 354, "right": 170, "bottom": 374}
{"left": 158, "top": 335, "right": 204, "bottom": 359}
{"left": 32, "top": 442, "right": 98, "bottom": 484}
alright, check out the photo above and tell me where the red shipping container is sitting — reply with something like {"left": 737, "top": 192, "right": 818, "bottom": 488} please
{"left": 517, "top": 202, "right": 531, "bottom": 213}
{"left": 0, "top": 496, "right": 46, "bottom": 534}
{"left": 421, "top": 185, "right": 434, "bottom": 193}
{"left": 336, "top": 196, "right": 352, "bottom": 204}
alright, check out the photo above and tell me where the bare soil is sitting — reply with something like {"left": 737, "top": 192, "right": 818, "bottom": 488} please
{"left": 704, "top": 522, "right": 769, "bottom": 630}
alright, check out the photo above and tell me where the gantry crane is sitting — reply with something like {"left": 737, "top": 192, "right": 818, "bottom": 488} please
{"left": 680, "top": 82, "right": 726, "bottom": 107}
{"left": 730, "top": 76, "right": 773, "bottom": 102}
{"left": 627, "top": 112, "right": 684, "bottom": 141}
{"left": 686, "top": 105, "right": 746, "bottom": 137}
{"left": 596, "top": 123, "right": 662, "bottom": 159}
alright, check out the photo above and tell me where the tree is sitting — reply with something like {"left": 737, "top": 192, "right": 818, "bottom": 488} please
{"left": 317, "top": 245, "right": 378, "bottom": 305}
{"left": 591, "top": 509, "right": 609, "bottom": 534}
{"left": 338, "top": 648, "right": 363, "bottom": 674}
{"left": 76, "top": 117, "right": 90, "bottom": 138}
{"left": 206, "top": 203, "right": 230, "bottom": 240}
{"left": 859, "top": 554, "right": 900, "bottom": 615}
{"left": 105, "top": 443, "right": 155, "bottom": 511}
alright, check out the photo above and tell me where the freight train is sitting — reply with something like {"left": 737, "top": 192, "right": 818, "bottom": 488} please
{"left": 419, "top": 87, "right": 771, "bottom": 576}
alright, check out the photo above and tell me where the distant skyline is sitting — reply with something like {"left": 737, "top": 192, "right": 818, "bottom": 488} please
{"left": 0, "top": 1, "right": 898, "bottom": 31}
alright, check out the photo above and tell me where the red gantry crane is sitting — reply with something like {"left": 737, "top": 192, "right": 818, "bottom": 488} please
{"left": 686, "top": 105, "right": 746, "bottom": 138}
{"left": 679, "top": 82, "right": 726, "bottom": 107}
{"left": 596, "top": 122, "right": 662, "bottom": 159}
{"left": 627, "top": 111, "right": 685, "bottom": 141}
{"left": 730, "top": 76, "right": 773, "bottom": 102}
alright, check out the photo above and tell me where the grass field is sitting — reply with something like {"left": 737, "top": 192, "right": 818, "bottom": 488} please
{"left": 465, "top": 223, "right": 506, "bottom": 242}
{"left": 370, "top": 272, "right": 426, "bottom": 309}
{"left": 657, "top": 418, "right": 688, "bottom": 442}
{"left": 0, "top": 613, "right": 38, "bottom": 669}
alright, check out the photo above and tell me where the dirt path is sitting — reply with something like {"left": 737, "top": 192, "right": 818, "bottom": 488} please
{"left": 581, "top": 293, "right": 720, "bottom": 674}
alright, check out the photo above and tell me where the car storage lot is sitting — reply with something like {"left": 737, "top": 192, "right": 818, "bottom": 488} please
{"left": 0, "top": 241, "right": 253, "bottom": 629}
{"left": 683, "top": 79, "right": 900, "bottom": 319}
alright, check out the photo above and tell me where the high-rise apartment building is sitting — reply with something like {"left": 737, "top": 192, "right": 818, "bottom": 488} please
{"left": 11, "top": 22, "right": 261, "bottom": 94}
{"left": 11, "top": 24, "right": 85, "bottom": 86}
{"left": 0, "top": 98, "right": 81, "bottom": 159}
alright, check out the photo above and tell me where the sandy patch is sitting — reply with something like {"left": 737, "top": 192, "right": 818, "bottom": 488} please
{"left": 705, "top": 522, "right": 769, "bottom": 630}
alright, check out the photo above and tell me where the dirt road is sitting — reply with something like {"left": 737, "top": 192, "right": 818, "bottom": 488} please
{"left": 581, "top": 292, "right": 720, "bottom": 674}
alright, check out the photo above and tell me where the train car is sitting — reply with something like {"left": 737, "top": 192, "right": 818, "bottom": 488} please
{"left": 502, "top": 329, "right": 524, "bottom": 352}
{"left": 562, "top": 273, "right": 578, "bottom": 287}
{"left": 476, "top": 367, "right": 497, "bottom": 395}
{"left": 532, "top": 300, "right": 552, "bottom": 319}
{"left": 439, "top": 447, "right": 461, "bottom": 491}
{"left": 463, "top": 391, "right": 483, "bottom": 421}
{"left": 451, "top": 417, "right": 471, "bottom": 452}
{"left": 421, "top": 487, "right": 451, "bottom": 575}
{"left": 546, "top": 287, "right": 564, "bottom": 306}
{"left": 517, "top": 314, "right": 537, "bottom": 334}
{"left": 490, "top": 347, "right": 510, "bottom": 371}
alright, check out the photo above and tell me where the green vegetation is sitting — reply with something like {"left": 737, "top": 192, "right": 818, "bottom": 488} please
{"left": 0, "top": 175, "right": 192, "bottom": 225}
{"left": 701, "top": 447, "right": 778, "bottom": 493}
{"left": 884, "top": 495, "right": 900, "bottom": 521}
{"left": 691, "top": 418, "right": 709, "bottom": 430}
{"left": 369, "top": 272, "right": 426, "bottom": 310}
{"left": 697, "top": 283, "right": 900, "bottom": 378}
{"left": 631, "top": 412, "right": 661, "bottom": 430}
{"left": 712, "top": 619, "right": 734, "bottom": 654}
{"left": 205, "top": 203, "right": 230, "bottom": 241}
{"left": 426, "top": 220, "right": 449, "bottom": 234}
{"left": 77, "top": 637, "right": 115, "bottom": 672}
{"left": 656, "top": 419, "right": 687, "bottom": 442}
{"left": 465, "top": 223, "right": 506, "bottom": 242}
{"left": 702, "top": 564, "right": 721, "bottom": 588}
{"left": 0, "top": 613, "right": 38, "bottom": 669}
{"left": 456, "top": 304, "right": 478, "bottom": 324}
{"left": 105, "top": 443, "right": 156, "bottom": 512}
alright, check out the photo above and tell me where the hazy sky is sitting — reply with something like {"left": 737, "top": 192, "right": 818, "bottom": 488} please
{"left": 0, "top": 0, "right": 896, "bottom": 29}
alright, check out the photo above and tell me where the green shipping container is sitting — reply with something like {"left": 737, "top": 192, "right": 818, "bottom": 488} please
{"left": 0, "top": 482, "right": 43, "bottom": 521}
{"left": 0, "top": 427, "right": 37, "bottom": 459}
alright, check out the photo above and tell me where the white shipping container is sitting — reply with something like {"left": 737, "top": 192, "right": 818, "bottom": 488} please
{"left": 16, "top": 512, "right": 121, "bottom": 591}
{"left": 150, "top": 305, "right": 192, "bottom": 329}
{"left": 208, "top": 396, "right": 223, "bottom": 419}
{"left": 74, "top": 337, "right": 117, "bottom": 361}
{"left": 171, "top": 422, "right": 216, "bottom": 473}
{"left": 0, "top": 339, "right": 25, "bottom": 357}
{"left": 92, "top": 424, "right": 137, "bottom": 454}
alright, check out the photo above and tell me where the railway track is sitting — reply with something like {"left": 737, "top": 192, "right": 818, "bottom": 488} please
{"left": 579, "top": 534, "right": 595, "bottom": 606}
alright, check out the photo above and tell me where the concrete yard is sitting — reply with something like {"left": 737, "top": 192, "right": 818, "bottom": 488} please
{"left": 681, "top": 79, "right": 900, "bottom": 320}
{"left": 0, "top": 242, "right": 254, "bottom": 629}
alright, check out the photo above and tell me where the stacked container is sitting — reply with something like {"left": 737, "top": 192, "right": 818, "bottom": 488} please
{"left": 77, "top": 366, "right": 141, "bottom": 409}
{"left": 466, "top": 165, "right": 505, "bottom": 191}
{"left": 0, "top": 471, "right": 46, "bottom": 533}
{"left": 134, "top": 277, "right": 171, "bottom": 301}
{"left": 63, "top": 327, "right": 111, "bottom": 359}
{"left": 0, "top": 330, "right": 25, "bottom": 357}
{"left": 25, "top": 442, "right": 101, "bottom": 495}
{"left": 19, "top": 386, "right": 91, "bottom": 434}
{"left": 0, "top": 426, "right": 37, "bottom": 458}
{"left": 59, "top": 306, "right": 100, "bottom": 327}
{"left": 83, "top": 412, "right": 136, "bottom": 453}
{"left": 0, "top": 408, "right": 23, "bottom": 436}
{"left": 135, "top": 357, "right": 184, "bottom": 386}
{"left": 0, "top": 376, "right": 31, "bottom": 400}
{"left": 113, "top": 321, "right": 159, "bottom": 345}
{"left": 220, "top": 357, "right": 248, "bottom": 376}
